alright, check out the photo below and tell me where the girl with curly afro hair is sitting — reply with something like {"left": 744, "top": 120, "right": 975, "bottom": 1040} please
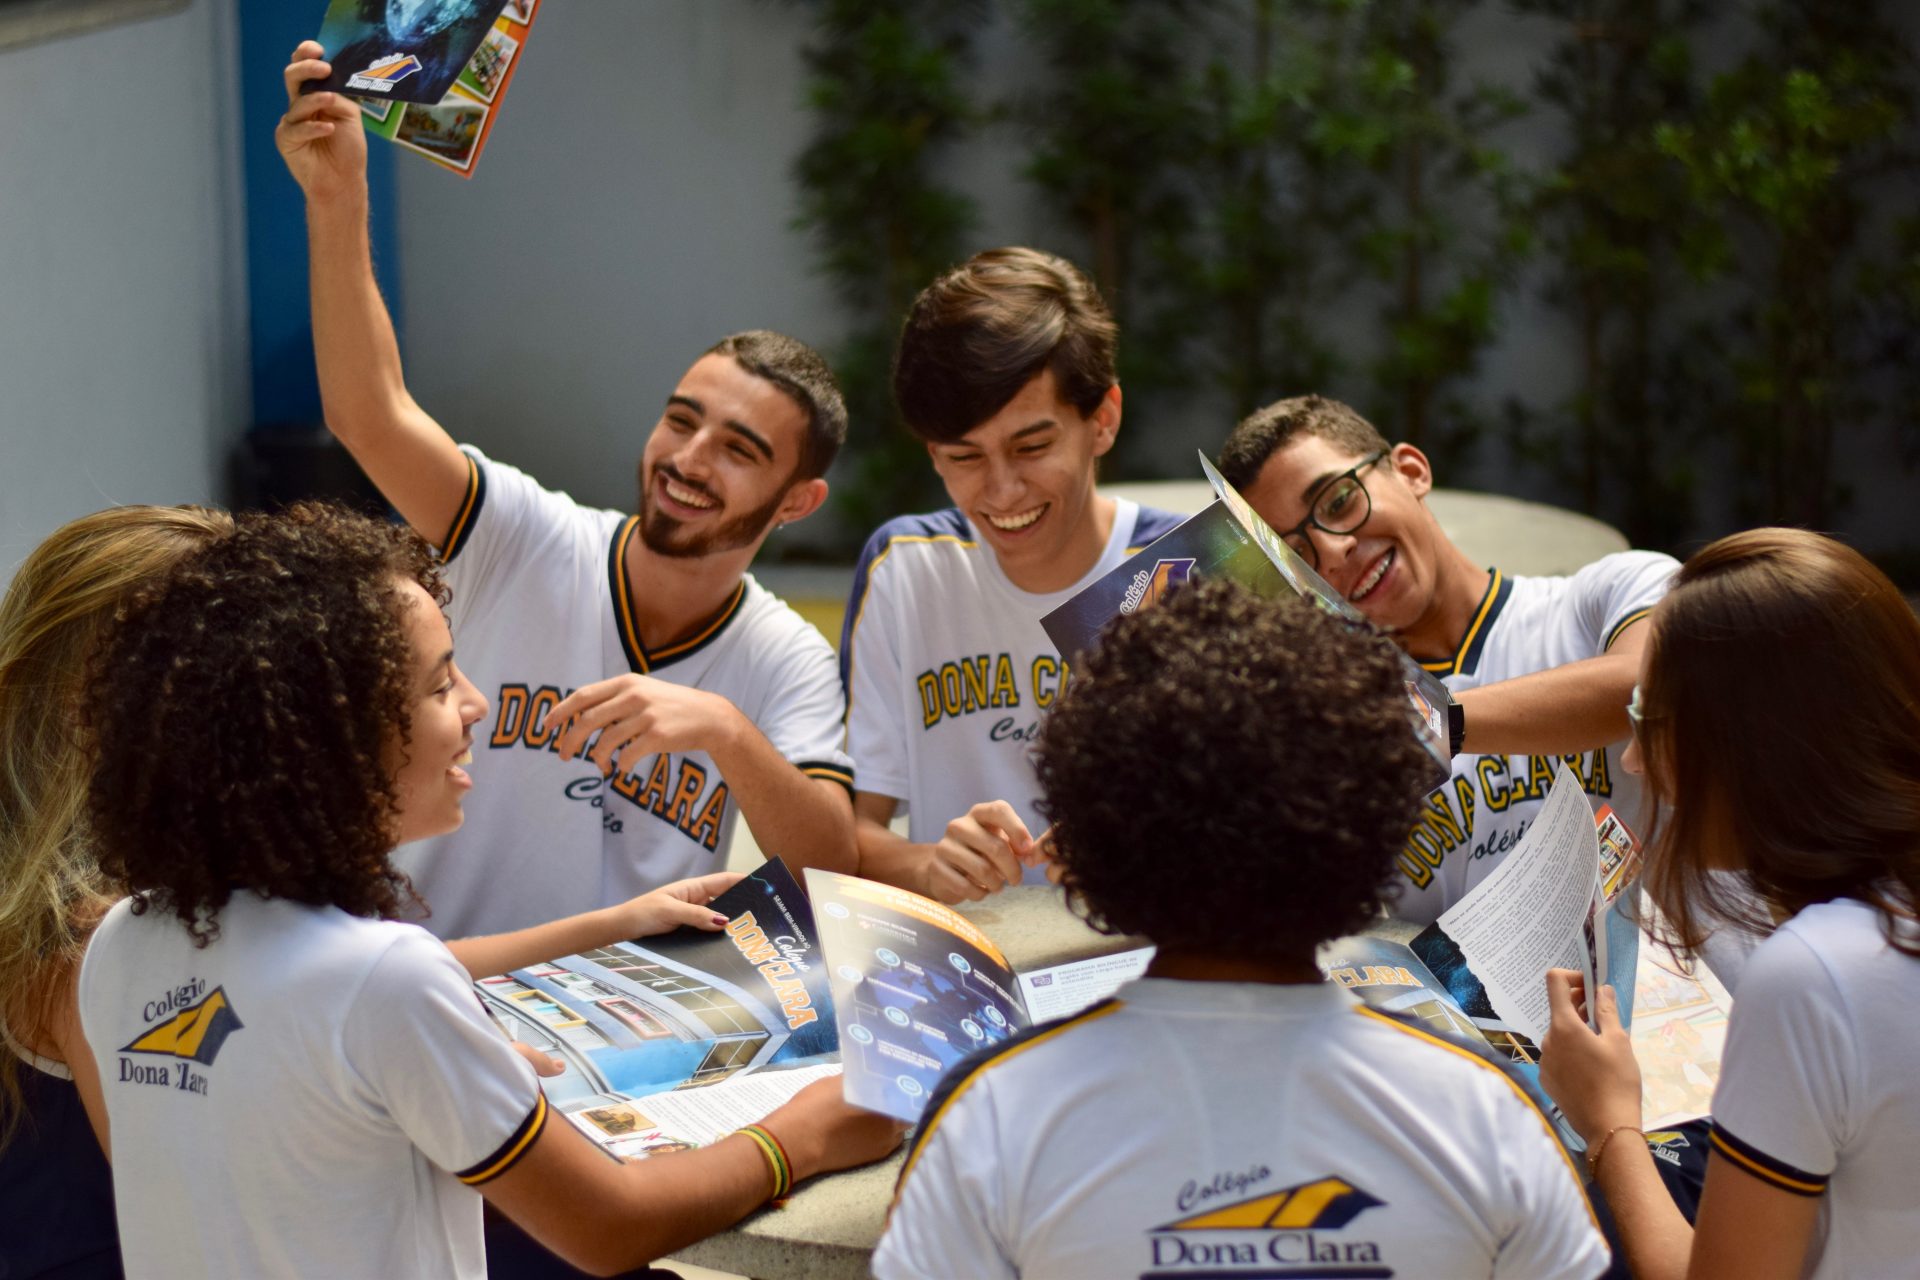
{"left": 878, "top": 580, "right": 1611, "bottom": 1279}
{"left": 74, "top": 503, "right": 901, "bottom": 1279}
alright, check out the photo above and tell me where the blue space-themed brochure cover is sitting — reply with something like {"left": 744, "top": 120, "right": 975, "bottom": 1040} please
{"left": 807, "top": 869, "right": 1033, "bottom": 1123}
{"left": 475, "top": 859, "right": 837, "bottom": 1153}
{"left": 313, "top": 0, "right": 507, "bottom": 105}
{"left": 1040, "top": 453, "right": 1452, "bottom": 784}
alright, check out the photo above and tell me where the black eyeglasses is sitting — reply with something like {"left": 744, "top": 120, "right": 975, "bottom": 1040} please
{"left": 1277, "top": 450, "right": 1388, "bottom": 568}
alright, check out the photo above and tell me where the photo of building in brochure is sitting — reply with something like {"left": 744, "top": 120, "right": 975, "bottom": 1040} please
{"left": 1041, "top": 452, "right": 1453, "bottom": 785}
{"left": 313, "top": 0, "right": 505, "bottom": 105}
{"left": 476, "top": 859, "right": 837, "bottom": 1159}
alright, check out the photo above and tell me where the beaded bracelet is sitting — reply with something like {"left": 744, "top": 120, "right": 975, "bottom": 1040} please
{"left": 1585, "top": 1124, "right": 1644, "bottom": 1181}
{"left": 737, "top": 1124, "right": 794, "bottom": 1205}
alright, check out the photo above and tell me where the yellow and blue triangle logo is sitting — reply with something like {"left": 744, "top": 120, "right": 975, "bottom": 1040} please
{"left": 121, "top": 987, "right": 244, "bottom": 1067}
{"left": 1158, "top": 1177, "right": 1385, "bottom": 1232}
{"left": 364, "top": 55, "right": 422, "bottom": 84}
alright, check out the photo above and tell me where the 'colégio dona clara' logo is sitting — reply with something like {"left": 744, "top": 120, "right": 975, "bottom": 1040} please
{"left": 1146, "top": 1175, "right": 1392, "bottom": 1276}
{"left": 345, "top": 54, "right": 423, "bottom": 94}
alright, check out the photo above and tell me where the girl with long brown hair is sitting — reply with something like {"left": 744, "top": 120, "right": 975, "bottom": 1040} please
{"left": 1540, "top": 527, "right": 1920, "bottom": 1279}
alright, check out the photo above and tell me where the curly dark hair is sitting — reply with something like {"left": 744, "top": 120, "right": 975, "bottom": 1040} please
{"left": 85, "top": 504, "right": 446, "bottom": 945}
{"left": 1035, "top": 579, "right": 1435, "bottom": 962}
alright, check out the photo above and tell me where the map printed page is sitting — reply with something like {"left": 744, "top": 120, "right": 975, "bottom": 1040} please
{"left": 807, "top": 869, "right": 1029, "bottom": 1123}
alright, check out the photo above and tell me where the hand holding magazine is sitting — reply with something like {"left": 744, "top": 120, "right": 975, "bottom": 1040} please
{"left": 474, "top": 859, "right": 840, "bottom": 1160}
{"left": 1042, "top": 453, "right": 1454, "bottom": 785}
{"left": 1319, "top": 767, "right": 1644, "bottom": 1127}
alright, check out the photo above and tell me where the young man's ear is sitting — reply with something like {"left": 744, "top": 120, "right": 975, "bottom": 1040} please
{"left": 1388, "top": 442, "right": 1434, "bottom": 498}
{"left": 775, "top": 476, "right": 829, "bottom": 526}
{"left": 1089, "top": 384, "right": 1122, "bottom": 459}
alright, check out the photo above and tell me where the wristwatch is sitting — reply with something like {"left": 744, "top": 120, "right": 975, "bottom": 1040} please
{"left": 1446, "top": 696, "right": 1466, "bottom": 757}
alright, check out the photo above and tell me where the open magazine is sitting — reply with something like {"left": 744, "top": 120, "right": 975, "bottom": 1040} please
{"left": 316, "top": 0, "right": 543, "bottom": 176}
{"left": 1319, "top": 765, "right": 1642, "bottom": 1104}
{"left": 1041, "top": 453, "right": 1452, "bottom": 785}
{"left": 475, "top": 859, "right": 837, "bottom": 1160}
{"left": 805, "top": 869, "right": 1152, "bottom": 1123}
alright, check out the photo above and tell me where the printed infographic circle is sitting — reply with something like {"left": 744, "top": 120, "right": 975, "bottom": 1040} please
{"left": 884, "top": 1005, "right": 912, "bottom": 1028}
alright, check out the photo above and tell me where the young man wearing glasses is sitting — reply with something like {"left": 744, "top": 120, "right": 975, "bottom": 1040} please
{"left": 1218, "top": 395, "right": 1676, "bottom": 925}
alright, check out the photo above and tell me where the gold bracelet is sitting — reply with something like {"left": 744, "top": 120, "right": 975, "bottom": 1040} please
{"left": 1585, "top": 1124, "right": 1644, "bottom": 1180}
{"left": 737, "top": 1124, "right": 793, "bottom": 1204}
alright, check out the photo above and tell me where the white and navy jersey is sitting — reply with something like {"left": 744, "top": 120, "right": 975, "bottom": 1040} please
{"left": 399, "top": 448, "right": 854, "bottom": 939}
{"left": 1393, "top": 551, "right": 1677, "bottom": 924}
{"left": 841, "top": 502, "right": 1182, "bottom": 877}
{"left": 1709, "top": 899, "right": 1920, "bottom": 1279}
{"left": 78, "top": 896, "right": 545, "bottom": 1280}
{"left": 875, "top": 978, "right": 1608, "bottom": 1280}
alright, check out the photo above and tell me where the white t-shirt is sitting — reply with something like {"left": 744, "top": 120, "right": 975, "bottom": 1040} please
{"left": 78, "top": 895, "right": 545, "bottom": 1280}
{"left": 1393, "top": 551, "right": 1678, "bottom": 924}
{"left": 841, "top": 502, "right": 1183, "bottom": 880}
{"left": 397, "top": 448, "right": 855, "bottom": 938}
{"left": 1709, "top": 898, "right": 1920, "bottom": 1279}
{"left": 876, "top": 978, "right": 1608, "bottom": 1279}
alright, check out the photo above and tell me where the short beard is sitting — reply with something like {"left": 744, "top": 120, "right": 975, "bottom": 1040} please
{"left": 637, "top": 465, "right": 789, "bottom": 559}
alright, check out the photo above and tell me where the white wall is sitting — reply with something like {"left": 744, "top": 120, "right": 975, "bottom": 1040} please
{"left": 392, "top": 2, "right": 1057, "bottom": 527}
{"left": 0, "top": 0, "right": 249, "bottom": 577}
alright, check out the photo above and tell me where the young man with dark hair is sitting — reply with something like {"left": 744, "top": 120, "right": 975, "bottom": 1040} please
{"left": 278, "top": 46, "right": 857, "bottom": 940}
{"left": 1218, "top": 394, "right": 1677, "bottom": 925}
{"left": 840, "top": 247, "right": 1183, "bottom": 903}
{"left": 876, "top": 581, "right": 1608, "bottom": 1278}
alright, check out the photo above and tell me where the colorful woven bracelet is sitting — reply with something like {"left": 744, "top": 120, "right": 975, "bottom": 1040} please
{"left": 737, "top": 1124, "right": 793, "bottom": 1203}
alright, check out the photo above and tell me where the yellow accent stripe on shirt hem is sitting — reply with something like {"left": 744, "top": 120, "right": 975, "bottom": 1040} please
{"left": 459, "top": 1092, "right": 548, "bottom": 1185}
{"left": 891, "top": 1001, "right": 1123, "bottom": 1209}
{"left": 439, "top": 455, "right": 483, "bottom": 560}
{"left": 1604, "top": 607, "right": 1652, "bottom": 651}
{"left": 1708, "top": 1131, "right": 1827, "bottom": 1195}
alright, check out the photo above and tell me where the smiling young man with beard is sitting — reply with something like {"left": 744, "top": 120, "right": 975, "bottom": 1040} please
{"left": 840, "top": 248, "right": 1183, "bottom": 903}
{"left": 278, "top": 44, "right": 856, "bottom": 940}
{"left": 1218, "top": 395, "right": 1677, "bottom": 926}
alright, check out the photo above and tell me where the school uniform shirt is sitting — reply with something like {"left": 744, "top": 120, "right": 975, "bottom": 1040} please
{"left": 397, "top": 448, "right": 854, "bottom": 939}
{"left": 841, "top": 502, "right": 1183, "bottom": 880}
{"left": 1393, "top": 551, "right": 1678, "bottom": 924}
{"left": 875, "top": 978, "right": 1609, "bottom": 1280}
{"left": 77, "top": 895, "right": 546, "bottom": 1280}
{"left": 1707, "top": 898, "right": 1920, "bottom": 1279}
